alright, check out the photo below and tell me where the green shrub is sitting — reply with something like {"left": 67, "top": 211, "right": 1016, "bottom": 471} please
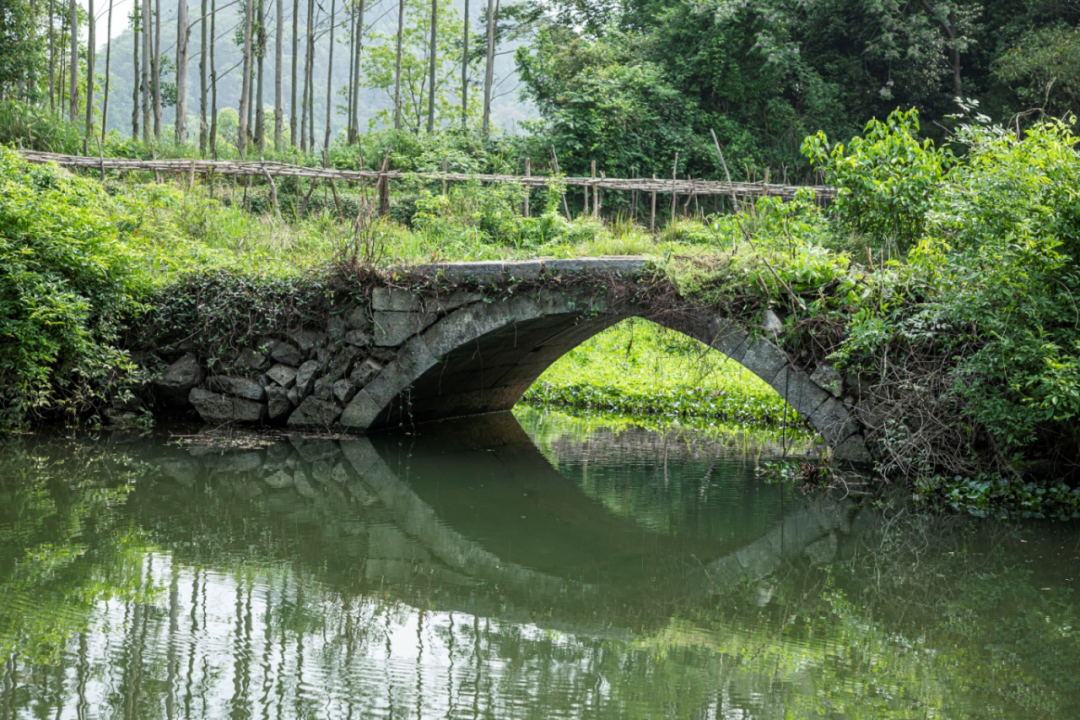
{"left": 0, "top": 147, "right": 141, "bottom": 429}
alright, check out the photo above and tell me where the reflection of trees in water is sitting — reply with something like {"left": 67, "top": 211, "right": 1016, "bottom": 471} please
{"left": 0, "top": 428, "right": 1077, "bottom": 719}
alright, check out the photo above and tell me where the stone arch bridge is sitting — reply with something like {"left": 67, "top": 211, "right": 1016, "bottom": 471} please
{"left": 152, "top": 258, "right": 872, "bottom": 463}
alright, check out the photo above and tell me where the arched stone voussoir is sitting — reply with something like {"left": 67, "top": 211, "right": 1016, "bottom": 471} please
{"left": 340, "top": 286, "right": 873, "bottom": 464}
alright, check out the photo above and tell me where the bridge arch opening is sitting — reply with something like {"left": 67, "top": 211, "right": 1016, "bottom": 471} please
{"left": 520, "top": 317, "right": 798, "bottom": 428}
{"left": 344, "top": 289, "right": 869, "bottom": 462}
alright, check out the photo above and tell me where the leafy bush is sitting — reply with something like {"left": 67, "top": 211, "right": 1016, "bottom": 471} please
{"left": 0, "top": 147, "right": 141, "bottom": 429}
{"left": 803, "top": 109, "right": 953, "bottom": 251}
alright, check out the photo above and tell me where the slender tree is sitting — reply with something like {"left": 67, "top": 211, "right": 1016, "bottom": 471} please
{"left": 350, "top": 0, "right": 365, "bottom": 143}
{"left": 84, "top": 0, "right": 95, "bottom": 141}
{"left": 101, "top": 0, "right": 114, "bottom": 143}
{"left": 274, "top": 0, "right": 283, "bottom": 149}
{"left": 323, "top": 0, "right": 335, "bottom": 150}
{"left": 153, "top": 0, "right": 161, "bottom": 139}
{"left": 49, "top": 0, "right": 56, "bottom": 111}
{"left": 68, "top": 0, "right": 77, "bottom": 122}
{"left": 482, "top": 0, "right": 495, "bottom": 136}
{"left": 427, "top": 0, "right": 436, "bottom": 134}
{"left": 461, "top": 0, "right": 468, "bottom": 129}
{"left": 199, "top": 0, "right": 207, "bottom": 153}
{"left": 209, "top": 0, "right": 217, "bottom": 156}
{"left": 256, "top": 0, "right": 267, "bottom": 152}
{"left": 345, "top": 0, "right": 354, "bottom": 141}
{"left": 238, "top": 0, "right": 254, "bottom": 155}
{"left": 290, "top": 0, "right": 298, "bottom": 147}
{"left": 142, "top": 0, "right": 151, "bottom": 141}
{"left": 301, "top": 0, "right": 314, "bottom": 150}
{"left": 393, "top": 0, "right": 403, "bottom": 130}
{"left": 176, "top": 0, "right": 190, "bottom": 144}
{"left": 132, "top": 0, "right": 140, "bottom": 138}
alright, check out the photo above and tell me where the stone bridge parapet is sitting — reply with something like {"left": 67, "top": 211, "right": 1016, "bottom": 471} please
{"left": 149, "top": 258, "right": 873, "bottom": 463}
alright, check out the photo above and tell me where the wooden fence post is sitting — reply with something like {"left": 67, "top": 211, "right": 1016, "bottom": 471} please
{"left": 650, "top": 175, "right": 657, "bottom": 235}
{"left": 591, "top": 160, "right": 599, "bottom": 219}
{"left": 524, "top": 157, "right": 531, "bottom": 218}
{"left": 671, "top": 153, "right": 679, "bottom": 224}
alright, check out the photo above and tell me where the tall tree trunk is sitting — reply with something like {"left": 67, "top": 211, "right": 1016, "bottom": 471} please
{"left": 346, "top": 1, "right": 354, "bottom": 141}
{"left": 142, "top": 0, "right": 151, "bottom": 141}
{"left": 209, "top": 0, "right": 217, "bottom": 156}
{"left": 393, "top": 0, "right": 403, "bottom": 130}
{"left": 238, "top": 0, "right": 254, "bottom": 156}
{"left": 132, "top": 0, "right": 140, "bottom": 137}
{"left": 153, "top": 0, "right": 162, "bottom": 139}
{"left": 461, "top": 0, "right": 468, "bottom": 130}
{"left": 68, "top": 0, "right": 77, "bottom": 122}
{"left": 256, "top": 0, "right": 266, "bottom": 153}
{"left": 101, "top": 0, "right": 114, "bottom": 143}
{"left": 427, "top": 0, "right": 436, "bottom": 134}
{"left": 49, "top": 0, "right": 56, "bottom": 112}
{"left": 199, "top": 0, "right": 207, "bottom": 153}
{"left": 176, "top": 0, "right": 189, "bottom": 144}
{"left": 301, "top": 0, "right": 314, "bottom": 151}
{"left": 290, "top": 0, "right": 298, "bottom": 147}
{"left": 306, "top": 21, "right": 315, "bottom": 149}
{"left": 274, "top": 0, "right": 283, "bottom": 149}
{"left": 28, "top": 0, "right": 38, "bottom": 104}
{"left": 85, "top": 0, "right": 95, "bottom": 142}
{"left": 350, "top": 0, "right": 365, "bottom": 143}
{"left": 482, "top": 0, "right": 495, "bottom": 137}
{"left": 323, "top": 0, "right": 335, "bottom": 150}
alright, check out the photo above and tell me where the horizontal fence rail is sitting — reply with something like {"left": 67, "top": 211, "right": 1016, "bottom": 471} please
{"left": 19, "top": 150, "right": 837, "bottom": 201}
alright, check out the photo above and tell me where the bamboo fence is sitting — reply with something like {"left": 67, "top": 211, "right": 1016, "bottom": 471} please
{"left": 19, "top": 149, "right": 836, "bottom": 202}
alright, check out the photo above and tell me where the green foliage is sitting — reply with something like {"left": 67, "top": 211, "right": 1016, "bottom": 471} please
{"left": 803, "top": 109, "right": 953, "bottom": 249}
{"left": 0, "top": 147, "right": 142, "bottom": 429}
{"left": 0, "top": 101, "right": 84, "bottom": 153}
{"left": 913, "top": 473, "right": 1080, "bottom": 520}
{"left": 522, "top": 319, "right": 794, "bottom": 426}
{"left": 995, "top": 23, "right": 1080, "bottom": 117}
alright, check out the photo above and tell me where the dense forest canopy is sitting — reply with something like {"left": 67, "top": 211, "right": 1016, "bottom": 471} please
{"left": 3, "top": 0, "right": 1080, "bottom": 177}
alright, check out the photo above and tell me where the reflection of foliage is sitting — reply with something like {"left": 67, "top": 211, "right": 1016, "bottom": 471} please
{"left": 0, "top": 439, "right": 155, "bottom": 665}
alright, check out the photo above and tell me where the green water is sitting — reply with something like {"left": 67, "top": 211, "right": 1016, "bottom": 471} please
{"left": 0, "top": 409, "right": 1078, "bottom": 719}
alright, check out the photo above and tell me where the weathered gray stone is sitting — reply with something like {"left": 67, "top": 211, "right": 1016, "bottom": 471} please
{"left": 429, "top": 290, "right": 483, "bottom": 313}
{"left": 327, "top": 346, "right": 363, "bottom": 381}
{"left": 768, "top": 366, "right": 830, "bottom": 417}
{"left": 211, "top": 376, "right": 265, "bottom": 402}
{"left": 804, "top": 533, "right": 838, "bottom": 566}
{"left": 215, "top": 451, "right": 263, "bottom": 474}
{"left": 344, "top": 329, "right": 371, "bottom": 346}
{"left": 234, "top": 348, "right": 269, "bottom": 372}
{"left": 188, "top": 388, "right": 266, "bottom": 424}
{"left": 373, "top": 311, "right": 439, "bottom": 346}
{"left": 809, "top": 363, "right": 843, "bottom": 398}
{"left": 742, "top": 339, "right": 790, "bottom": 384}
{"left": 288, "top": 329, "right": 327, "bottom": 353}
{"left": 345, "top": 306, "right": 370, "bottom": 330}
{"left": 808, "top": 397, "right": 859, "bottom": 445}
{"left": 326, "top": 315, "right": 347, "bottom": 341}
{"left": 833, "top": 434, "right": 874, "bottom": 464}
{"left": 545, "top": 257, "right": 647, "bottom": 276}
{"left": 711, "top": 324, "right": 750, "bottom": 363}
{"left": 294, "top": 360, "right": 321, "bottom": 399}
{"left": 421, "top": 304, "right": 514, "bottom": 358}
{"left": 287, "top": 396, "right": 342, "bottom": 427}
{"left": 312, "top": 377, "right": 333, "bottom": 402}
{"left": 502, "top": 260, "right": 543, "bottom": 280}
{"left": 333, "top": 379, "right": 358, "bottom": 405}
{"left": 266, "top": 386, "right": 292, "bottom": 420}
{"left": 349, "top": 358, "right": 382, "bottom": 387}
{"left": 373, "top": 287, "right": 423, "bottom": 312}
{"left": 293, "top": 472, "right": 317, "bottom": 498}
{"left": 419, "top": 261, "right": 506, "bottom": 284}
{"left": 340, "top": 390, "right": 381, "bottom": 429}
{"left": 762, "top": 309, "right": 784, "bottom": 333}
{"left": 155, "top": 354, "right": 204, "bottom": 397}
{"left": 266, "top": 364, "right": 298, "bottom": 389}
{"left": 287, "top": 387, "right": 301, "bottom": 406}
{"left": 270, "top": 341, "right": 304, "bottom": 366}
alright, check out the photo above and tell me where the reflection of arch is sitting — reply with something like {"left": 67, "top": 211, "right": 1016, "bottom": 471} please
{"left": 339, "top": 271, "right": 870, "bottom": 462}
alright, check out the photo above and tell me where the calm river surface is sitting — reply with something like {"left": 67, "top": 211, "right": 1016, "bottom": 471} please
{"left": 1, "top": 409, "right": 1078, "bottom": 719}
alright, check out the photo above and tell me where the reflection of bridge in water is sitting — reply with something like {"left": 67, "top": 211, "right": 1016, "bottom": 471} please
{"left": 141, "top": 414, "right": 871, "bottom": 635}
